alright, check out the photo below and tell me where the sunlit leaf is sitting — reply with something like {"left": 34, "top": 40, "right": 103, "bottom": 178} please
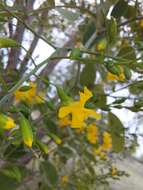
{"left": 0, "top": 38, "right": 20, "bottom": 48}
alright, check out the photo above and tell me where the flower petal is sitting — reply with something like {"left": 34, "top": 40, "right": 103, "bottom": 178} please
{"left": 58, "top": 106, "right": 72, "bottom": 118}
{"left": 79, "top": 87, "right": 92, "bottom": 106}
{"left": 84, "top": 109, "right": 101, "bottom": 120}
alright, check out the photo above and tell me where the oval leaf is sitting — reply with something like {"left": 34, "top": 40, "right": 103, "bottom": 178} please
{"left": 108, "top": 112, "right": 125, "bottom": 152}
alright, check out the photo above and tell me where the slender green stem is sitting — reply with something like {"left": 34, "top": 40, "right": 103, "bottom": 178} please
{"left": 28, "top": 5, "right": 96, "bottom": 18}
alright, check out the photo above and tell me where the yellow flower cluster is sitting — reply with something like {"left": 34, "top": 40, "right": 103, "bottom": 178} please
{"left": 58, "top": 87, "right": 101, "bottom": 129}
{"left": 86, "top": 124, "right": 98, "bottom": 144}
{"left": 14, "top": 82, "right": 45, "bottom": 104}
{"left": 94, "top": 131, "right": 112, "bottom": 159}
{"left": 102, "top": 132, "right": 112, "bottom": 151}
{"left": 58, "top": 87, "right": 112, "bottom": 159}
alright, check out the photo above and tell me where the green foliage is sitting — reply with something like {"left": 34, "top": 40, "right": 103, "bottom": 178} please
{"left": 118, "top": 44, "right": 136, "bottom": 61}
{"left": 0, "top": 38, "right": 20, "bottom": 48}
{"left": 123, "top": 66, "right": 132, "bottom": 80}
{"left": 111, "top": 0, "right": 128, "bottom": 18}
{"left": 70, "top": 48, "right": 81, "bottom": 59}
{"left": 0, "top": 173, "right": 18, "bottom": 190}
{"left": 106, "top": 17, "right": 117, "bottom": 45}
{"left": 0, "top": 0, "right": 142, "bottom": 189}
{"left": 1, "top": 165, "right": 21, "bottom": 182}
{"left": 82, "top": 20, "right": 96, "bottom": 46}
{"left": 80, "top": 62, "right": 96, "bottom": 87}
{"left": 40, "top": 161, "right": 58, "bottom": 187}
{"left": 108, "top": 112, "right": 125, "bottom": 152}
{"left": 106, "top": 61, "right": 121, "bottom": 76}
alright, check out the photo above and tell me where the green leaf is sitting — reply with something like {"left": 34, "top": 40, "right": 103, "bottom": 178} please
{"left": 80, "top": 63, "right": 96, "bottom": 87}
{"left": 36, "top": 140, "right": 49, "bottom": 154}
{"left": 58, "top": 146, "right": 73, "bottom": 159}
{"left": 111, "top": 0, "right": 128, "bottom": 18}
{"left": 118, "top": 45, "right": 136, "bottom": 61}
{"left": 45, "top": 100, "right": 55, "bottom": 111}
{"left": 4, "top": 144, "right": 26, "bottom": 160}
{"left": 44, "top": 118, "right": 58, "bottom": 134}
{"left": 106, "top": 16, "right": 117, "bottom": 45}
{"left": 40, "top": 161, "right": 58, "bottom": 186}
{"left": 82, "top": 21, "right": 96, "bottom": 45}
{"left": 129, "top": 80, "right": 143, "bottom": 94}
{"left": 19, "top": 85, "right": 32, "bottom": 92}
{"left": 92, "top": 84, "right": 107, "bottom": 109}
{"left": 123, "top": 66, "right": 132, "bottom": 80}
{"left": 56, "top": 8, "right": 80, "bottom": 21}
{"left": 70, "top": 48, "right": 81, "bottom": 59}
{"left": 0, "top": 38, "right": 20, "bottom": 48}
{"left": 112, "top": 97, "right": 126, "bottom": 104}
{"left": 124, "top": 5, "right": 137, "bottom": 19}
{"left": 0, "top": 173, "right": 18, "bottom": 190}
{"left": 106, "top": 62, "right": 121, "bottom": 76}
{"left": 56, "top": 86, "right": 72, "bottom": 103}
{"left": 108, "top": 112, "right": 125, "bottom": 152}
{"left": 1, "top": 165, "right": 22, "bottom": 183}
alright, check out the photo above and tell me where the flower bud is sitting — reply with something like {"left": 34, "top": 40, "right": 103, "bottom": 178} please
{"left": 50, "top": 133, "right": 62, "bottom": 145}
{"left": 19, "top": 115, "right": 33, "bottom": 148}
{"left": 0, "top": 113, "right": 15, "bottom": 129}
{"left": 36, "top": 140, "right": 49, "bottom": 154}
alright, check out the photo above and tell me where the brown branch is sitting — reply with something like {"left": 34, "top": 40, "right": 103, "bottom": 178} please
{"left": 5, "top": 0, "right": 35, "bottom": 82}
{"left": 19, "top": 10, "right": 48, "bottom": 75}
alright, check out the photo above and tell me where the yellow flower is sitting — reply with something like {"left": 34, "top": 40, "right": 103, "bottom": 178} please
{"left": 58, "top": 87, "right": 101, "bottom": 129}
{"left": 102, "top": 132, "right": 112, "bottom": 151}
{"left": 96, "top": 39, "right": 106, "bottom": 51}
{"left": 59, "top": 117, "right": 71, "bottom": 128}
{"left": 87, "top": 124, "right": 98, "bottom": 144}
{"left": 107, "top": 72, "right": 125, "bottom": 81}
{"left": 14, "top": 82, "right": 45, "bottom": 104}
{"left": 94, "top": 147, "right": 106, "bottom": 160}
{"left": 107, "top": 66, "right": 125, "bottom": 81}
{"left": 5, "top": 117, "right": 16, "bottom": 129}
{"left": 24, "top": 138, "right": 33, "bottom": 148}
{"left": 111, "top": 166, "right": 118, "bottom": 176}
{"left": 0, "top": 114, "right": 15, "bottom": 129}
{"left": 61, "top": 175, "right": 69, "bottom": 184}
